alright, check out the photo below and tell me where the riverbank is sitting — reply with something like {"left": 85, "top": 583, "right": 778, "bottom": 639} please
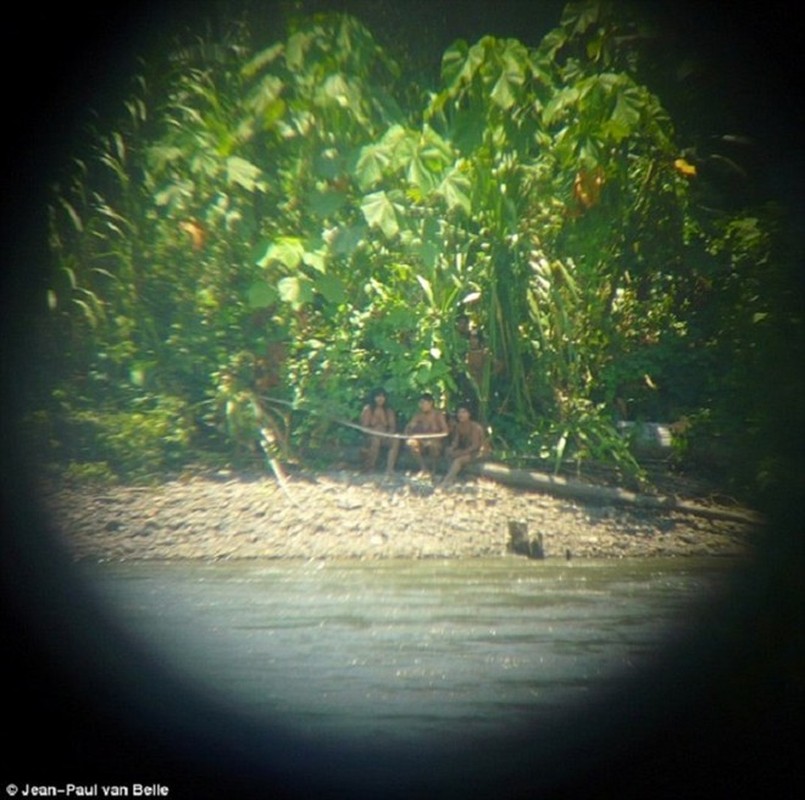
{"left": 44, "top": 465, "right": 757, "bottom": 561}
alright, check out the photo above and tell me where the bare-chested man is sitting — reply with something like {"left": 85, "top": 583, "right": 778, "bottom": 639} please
{"left": 404, "top": 392, "right": 449, "bottom": 474}
{"left": 439, "top": 405, "right": 487, "bottom": 487}
{"left": 359, "top": 388, "right": 400, "bottom": 474}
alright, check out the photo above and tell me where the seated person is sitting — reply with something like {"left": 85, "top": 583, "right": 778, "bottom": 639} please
{"left": 359, "top": 388, "right": 400, "bottom": 474}
{"left": 404, "top": 392, "right": 449, "bottom": 473}
{"left": 439, "top": 405, "right": 488, "bottom": 487}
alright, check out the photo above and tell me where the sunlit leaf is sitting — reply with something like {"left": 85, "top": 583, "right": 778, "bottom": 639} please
{"left": 317, "top": 73, "right": 363, "bottom": 115}
{"left": 278, "top": 275, "right": 313, "bottom": 308}
{"left": 225, "top": 156, "right": 263, "bottom": 192}
{"left": 440, "top": 39, "right": 470, "bottom": 87}
{"left": 302, "top": 247, "right": 327, "bottom": 273}
{"left": 285, "top": 30, "right": 311, "bottom": 70}
{"left": 241, "top": 43, "right": 284, "bottom": 77}
{"left": 59, "top": 198, "right": 83, "bottom": 232}
{"left": 72, "top": 298, "right": 97, "bottom": 328}
{"left": 416, "top": 274, "right": 434, "bottom": 305}
{"left": 406, "top": 153, "right": 438, "bottom": 194}
{"left": 130, "top": 364, "right": 147, "bottom": 387}
{"left": 490, "top": 72, "right": 517, "bottom": 110}
{"left": 490, "top": 42, "right": 527, "bottom": 110}
{"left": 355, "top": 143, "right": 391, "bottom": 190}
{"left": 436, "top": 167, "right": 472, "bottom": 215}
{"left": 602, "top": 118, "right": 630, "bottom": 143}
{"left": 257, "top": 236, "right": 305, "bottom": 269}
{"left": 261, "top": 98, "right": 287, "bottom": 130}
{"left": 360, "top": 190, "right": 400, "bottom": 239}
{"left": 62, "top": 266, "right": 77, "bottom": 290}
{"left": 542, "top": 86, "right": 579, "bottom": 126}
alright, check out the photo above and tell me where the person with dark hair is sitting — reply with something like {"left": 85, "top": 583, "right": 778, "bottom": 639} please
{"left": 359, "top": 388, "right": 400, "bottom": 474}
{"left": 438, "top": 405, "right": 488, "bottom": 487}
{"left": 403, "top": 392, "right": 449, "bottom": 474}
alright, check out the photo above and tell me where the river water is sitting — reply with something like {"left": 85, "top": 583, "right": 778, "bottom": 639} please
{"left": 82, "top": 556, "right": 739, "bottom": 758}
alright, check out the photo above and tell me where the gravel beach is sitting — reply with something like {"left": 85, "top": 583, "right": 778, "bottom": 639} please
{"left": 43, "top": 466, "right": 756, "bottom": 562}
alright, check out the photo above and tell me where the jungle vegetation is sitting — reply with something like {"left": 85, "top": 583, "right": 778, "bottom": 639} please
{"left": 32, "top": 2, "right": 800, "bottom": 499}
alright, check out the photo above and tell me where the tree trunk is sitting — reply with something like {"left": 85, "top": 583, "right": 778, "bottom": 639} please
{"left": 467, "top": 461, "right": 763, "bottom": 526}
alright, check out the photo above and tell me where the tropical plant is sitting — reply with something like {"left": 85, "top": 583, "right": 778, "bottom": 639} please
{"left": 38, "top": 2, "right": 795, "bottom": 494}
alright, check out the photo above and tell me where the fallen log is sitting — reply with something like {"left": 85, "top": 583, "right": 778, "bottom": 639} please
{"left": 466, "top": 461, "right": 763, "bottom": 527}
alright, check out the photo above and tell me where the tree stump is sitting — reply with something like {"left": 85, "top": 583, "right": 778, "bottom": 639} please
{"left": 507, "top": 520, "right": 545, "bottom": 559}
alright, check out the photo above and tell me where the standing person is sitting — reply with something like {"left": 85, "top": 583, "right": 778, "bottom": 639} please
{"left": 438, "top": 405, "right": 488, "bottom": 487}
{"left": 404, "top": 392, "right": 449, "bottom": 474}
{"left": 359, "top": 388, "right": 400, "bottom": 474}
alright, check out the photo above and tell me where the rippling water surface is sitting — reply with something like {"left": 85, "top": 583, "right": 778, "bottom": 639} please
{"left": 83, "top": 557, "right": 737, "bottom": 749}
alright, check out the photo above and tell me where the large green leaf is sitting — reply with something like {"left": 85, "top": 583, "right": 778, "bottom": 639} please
{"left": 278, "top": 275, "right": 313, "bottom": 308}
{"left": 490, "top": 40, "right": 528, "bottom": 110}
{"left": 308, "top": 189, "right": 347, "bottom": 218}
{"left": 436, "top": 167, "right": 472, "bottom": 215}
{"left": 317, "top": 73, "right": 361, "bottom": 110}
{"left": 447, "top": 107, "right": 487, "bottom": 153}
{"left": 355, "top": 143, "right": 391, "bottom": 190}
{"left": 385, "top": 126, "right": 453, "bottom": 195}
{"left": 302, "top": 246, "right": 327, "bottom": 274}
{"left": 360, "top": 190, "right": 400, "bottom": 239}
{"left": 225, "top": 156, "right": 264, "bottom": 192}
{"left": 490, "top": 72, "right": 518, "bottom": 110}
{"left": 327, "top": 222, "right": 368, "bottom": 256}
{"left": 406, "top": 153, "right": 438, "bottom": 194}
{"left": 256, "top": 236, "right": 305, "bottom": 269}
{"left": 246, "top": 280, "right": 279, "bottom": 309}
{"left": 441, "top": 38, "right": 491, "bottom": 92}
{"left": 354, "top": 126, "right": 408, "bottom": 188}
{"left": 610, "top": 86, "right": 642, "bottom": 134}
{"left": 542, "top": 86, "right": 580, "bottom": 126}
{"left": 560, "top": 1, "right": 602, "bottom": 36}
{"left": 440, "top": 39, "right": 470, "bottom": 87}
{"left": 313, "top": 272, "right": 347, "bottom": 305}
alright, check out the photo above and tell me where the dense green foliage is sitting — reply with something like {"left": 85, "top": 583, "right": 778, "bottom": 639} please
{"left": 37, "top": 2, "right": 799, "bottom": 494}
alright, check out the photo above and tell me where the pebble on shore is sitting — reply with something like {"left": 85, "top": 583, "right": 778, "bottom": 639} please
{"left": 42, "top": 468, "right": 755, "bottom": 562}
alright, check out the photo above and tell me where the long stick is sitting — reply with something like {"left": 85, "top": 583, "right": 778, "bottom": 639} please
{"left": 258, "top": 426, "right": 299, "bottom": 507}
{"left": 260, "top": 395, "right": 449, "bottom": 440}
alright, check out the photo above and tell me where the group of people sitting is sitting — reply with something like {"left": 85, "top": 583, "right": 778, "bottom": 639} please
{"left": 358, "top": 388, "right": 488, "bottom": 487}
